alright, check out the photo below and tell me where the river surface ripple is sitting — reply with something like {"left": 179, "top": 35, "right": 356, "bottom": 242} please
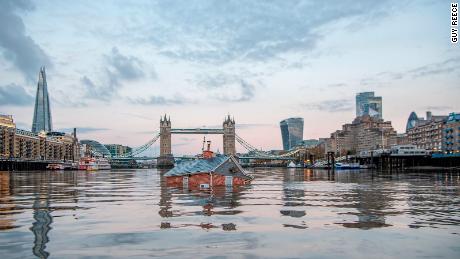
{"left": 0, "top": 169, "right": 459, "bottom": 258}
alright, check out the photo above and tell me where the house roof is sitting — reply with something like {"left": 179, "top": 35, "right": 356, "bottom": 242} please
{"left": 164, "top": 155, "right": 252, "bottom": 180}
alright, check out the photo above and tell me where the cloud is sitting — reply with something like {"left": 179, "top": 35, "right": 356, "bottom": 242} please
{"left": 408, "top": 56, "right": 460, "bottom": 78}
{"left": 127, "top": 94, "right": 190, "bottom": 105}
{"left": 138, "top": 0, "right": 392, "bottom": 64}
{"left": 195, "top": 73, "right": 241, "bottom": 89}
{"left": 80, "top": 76, "right": 110, "bottom": 101}
{"left": 423, "top": 105, "right": 453, "bottom": 112}
{"left": 216, "top": 80, "right": 256, "bottom": 102}
{"left": 303, "top": 99, "right": 353, "bottom": 112}
{"left": 236, "top": 123, "right": 276, "bottom": 129}
{"left": 195, "top": 72, "right": 259, "bottom": 102}
{"left": 0, "top": 0, "right": 51, "bottom": 81}
{"left": 210, "top": 80, "right": 257, "bottom": 102}
{"left": 360, "top": 56, "right": 460, "bottom": 87}
{"left": 81, "top": 47, "right": 147, "bottom": 102}
{"left": 0, "top": 83, "right": 34, "bottom": 106}
{"left": 105, "top": 47, "right": 146, "bottom": 80}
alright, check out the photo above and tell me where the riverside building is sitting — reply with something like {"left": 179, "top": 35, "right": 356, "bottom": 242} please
{"left": 324, "top": 115, "right": 397, "bottom": 156}
{"left": 0, "top": 115, "right": 79, "bottom": 161}
{"left": 406, "top": 111, "right": 446, "bottom": 151}
{"left": 443, "top": 112, "right": 460, "bottom": 153}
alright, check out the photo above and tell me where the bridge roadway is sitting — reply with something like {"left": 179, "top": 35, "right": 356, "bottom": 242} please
{"left": 170, "top": 128, "right": 224, "bottom": 134}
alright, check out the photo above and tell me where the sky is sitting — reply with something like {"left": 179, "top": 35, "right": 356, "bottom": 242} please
{"left": 0, "top": 0, "right": 459, "bottom": 155}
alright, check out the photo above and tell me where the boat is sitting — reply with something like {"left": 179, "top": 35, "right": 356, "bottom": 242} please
{"left": 335, "top": 162, "right": 361, "bottom": 170}
{"left": 164, "top": 140, "right": 253, "bottom": 189}
{"left": 71, "top": 162, "right": 79, "bottom": 170}
{"left": 78, "top": 157, "right": 99, "bottom": 171}
{"left": 46, "top": 163, "right": 65, "bottom": 170}
{"left": 359, "top": 164, "right": 375, "bottom": 169}
{"left": 287, "top": 161, "right": 303, "bottom": 168}
{"left": 96, "top": 157, "right": 111, "bottom": 170}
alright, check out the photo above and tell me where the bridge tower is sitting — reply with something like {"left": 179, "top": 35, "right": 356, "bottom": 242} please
{"left": 158, "top": 114, "right": 173, "bottom": 168}
{"left": 223, "top": 115, "right": 236, "bottom": 156}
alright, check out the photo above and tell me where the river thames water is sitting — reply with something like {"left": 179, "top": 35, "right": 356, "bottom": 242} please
{"left": 0, "top": 169, "right": 459, "bottom": 258}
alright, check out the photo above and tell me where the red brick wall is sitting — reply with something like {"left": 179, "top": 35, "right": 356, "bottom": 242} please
{"left": 166, "top": 173, "right": 249, "bottom": 188}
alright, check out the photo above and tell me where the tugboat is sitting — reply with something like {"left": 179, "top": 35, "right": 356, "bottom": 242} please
{"left": 164, "top": 139, "right": 253, "bottom": 189}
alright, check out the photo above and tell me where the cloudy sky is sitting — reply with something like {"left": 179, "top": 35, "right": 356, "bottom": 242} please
{"left": 0, "top": 0, "right": 459, "bottom": 155}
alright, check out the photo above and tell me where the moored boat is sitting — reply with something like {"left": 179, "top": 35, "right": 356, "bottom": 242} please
{"left": 335, "top": 162, "right": 360, "bottom": 170}
{"left": 96, "top": 157, "right": 111, "bottom": 170}
{"left": 287, "top": 161, "right": 303, "bottom": 168}
{"left": 78, "top": 157, "right": 99, "bottom": 171}
{"left": 46, "top": 163, "right": 65, "bottom": 170}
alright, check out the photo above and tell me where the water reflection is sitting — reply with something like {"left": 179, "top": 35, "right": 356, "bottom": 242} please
{"left": 0, "top": 172, "right": 17, "bottom": 231}
{"left": 31, "top": 198, "right": 52, "bottom": 259}
{"left": 281, "top": 169, "right": 306, "bottom": 221}
{"left": 0, "top": 169, "right": 459, "bottom": 258}
{"left": 158, "top": 168, "right": 244, "bottom": 230}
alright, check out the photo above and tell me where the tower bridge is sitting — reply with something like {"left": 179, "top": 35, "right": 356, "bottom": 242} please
{"left": 109, "top": 114, "right": 305, "bottom": 167}
{"left": 157, "top": 115, "right": 235, "bottom": 167}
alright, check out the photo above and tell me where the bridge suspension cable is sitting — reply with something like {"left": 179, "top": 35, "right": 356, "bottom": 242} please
{"left": 235, "top": 134, "right": 304, "bottom": 159}
{"left": 117, "top": 133, "right": 161, "bottom": 158}
{"left": 235, "top": 134, "right": 273, "bottom": 157}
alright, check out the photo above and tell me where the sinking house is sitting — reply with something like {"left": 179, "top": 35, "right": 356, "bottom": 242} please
{"left": 164, "top": 155, "right": 253, "bottom": 188}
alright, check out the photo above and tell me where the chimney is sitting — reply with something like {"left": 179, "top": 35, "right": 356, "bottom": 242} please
{"left": 426, "top": 111, "right": 432, "bottom": 121}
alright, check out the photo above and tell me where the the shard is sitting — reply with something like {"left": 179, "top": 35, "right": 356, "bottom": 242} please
{"left": 32, "top": 67, "right": 53, "bottom": 133}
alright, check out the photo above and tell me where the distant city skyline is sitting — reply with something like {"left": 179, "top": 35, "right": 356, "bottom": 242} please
{"left": 0, "top": 0, "right": 459, "bottom": 154}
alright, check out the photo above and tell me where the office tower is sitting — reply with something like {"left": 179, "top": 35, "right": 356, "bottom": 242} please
{"left": 280, "top": 117, "right": 304, "bottom": 150}
{"left": 32, "top": 67, "right": 52, "bottom": 133}
{"left": 356, "top": 92, "right": 382, "bottom": 119}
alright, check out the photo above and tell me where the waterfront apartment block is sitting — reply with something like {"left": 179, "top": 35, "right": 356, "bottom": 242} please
{"left": 443, "top": 112, "right": 460, "bottom": 153}
{"left": 324, "top": 115, "right": 397, "bottom": 156}
{"left": 397, "top": 133, "right": 410, "bottom": 145}
{"left": 0, "top": 115, "right": 79, "bottom": 161}
{"left": 407, "top": 112, "right": 446, "bottom": 151}
{"left": 0, "top": 115, "right": 15, "bottom": 158}
{"left": 104, "top": 144, "right": 132, "bottom": 157}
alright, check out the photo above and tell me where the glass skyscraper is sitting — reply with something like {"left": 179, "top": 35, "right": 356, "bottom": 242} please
{"left": 280, "top": 117, "right": 304, "bottom": 150}
{"left": 356, "top": 92, "right": 382, "bottom": 119}
{"left": 32, "top": 67, "right": 53, "bottom": 133}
